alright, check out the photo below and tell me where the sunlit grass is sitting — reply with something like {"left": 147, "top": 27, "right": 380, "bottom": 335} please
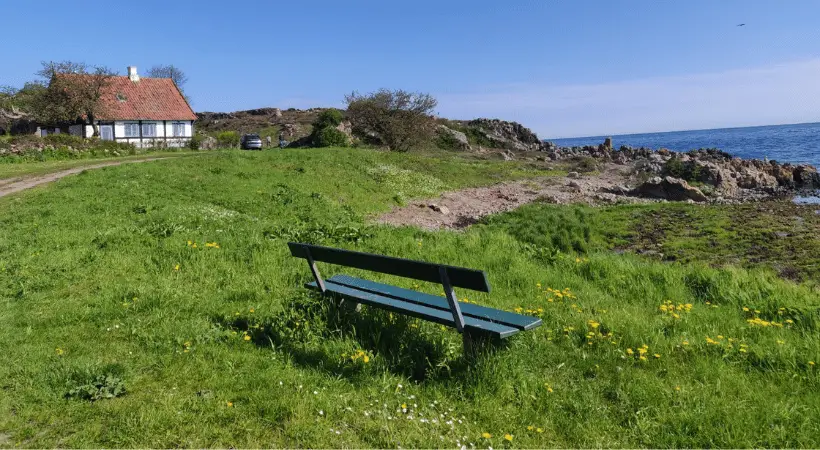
{"left": 0, "top": 148, "right": 817, "bottom": 447}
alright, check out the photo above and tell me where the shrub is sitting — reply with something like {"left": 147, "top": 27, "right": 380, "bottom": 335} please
{"left": 663, "top": 158, "right": 704, "bottom": 182}
{"left": 313, "top": 126, "right": 349, "bottom": 148}
{"left": 189, "top": 134, "right": 203, "bottom": 150}
{"left": 569, "top": 156, "right": 599, "bottom": 173}
{"left": 345, "top": 89, "right": 437, "bottom": 152}
{"left": 313, "top": 109, "right": 344, "bottom": 129}
{"left": 216, "top": 131, "right": 239, "bottom": 148}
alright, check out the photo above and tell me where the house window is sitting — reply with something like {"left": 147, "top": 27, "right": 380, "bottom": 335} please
{"left": 142, "top": 123, "right": 156, "bottom": 137}
{"left": 123, "top": 123, "right": 139, "bottom": 137}
{"left": 172, "top": 122, "right": 186, "bottom": 137}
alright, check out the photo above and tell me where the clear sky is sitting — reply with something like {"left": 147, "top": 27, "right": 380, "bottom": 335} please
{"left": 2, "top": 0, "right": 819, "bottom": 137}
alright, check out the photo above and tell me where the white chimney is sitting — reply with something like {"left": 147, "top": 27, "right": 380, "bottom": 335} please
{"left": 127, "top": 66, "right": 139, "bottom": 82}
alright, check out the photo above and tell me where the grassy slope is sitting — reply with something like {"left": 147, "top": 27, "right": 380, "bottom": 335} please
{"left": 0, "top": 151, "right": 205, "bottom": 180}
{"left": 482, "top": 202, "right": 820, "bottom": 285}
{"left": 0, "top": 148, "right": 818, "bottom": 448}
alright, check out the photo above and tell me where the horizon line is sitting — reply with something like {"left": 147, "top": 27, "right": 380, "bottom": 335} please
{"left": 546, "top": 120, "right": 820, "bottom": 141}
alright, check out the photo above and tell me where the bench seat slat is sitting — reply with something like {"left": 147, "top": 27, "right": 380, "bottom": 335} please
{"left": 306, "top": 280, "right": 520, "bottom": 339}
{"left": 327, "top": 274, "right": 542, "bottom": 331}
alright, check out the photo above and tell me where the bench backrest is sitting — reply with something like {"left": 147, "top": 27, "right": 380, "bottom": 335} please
{"left": 288, "top": 242, "right": 491, "bottom": 293}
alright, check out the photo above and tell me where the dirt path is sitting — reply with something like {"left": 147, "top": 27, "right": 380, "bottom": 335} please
{"left": 377, "top": 164, "right": 654, "bottom": 230}
{"left": 0, "top": 157, "right": 172, "bottom": 198}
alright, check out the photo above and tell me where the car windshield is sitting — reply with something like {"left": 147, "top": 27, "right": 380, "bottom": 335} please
{"left": 246, "top": 134, "right": 260, "bottom": 139}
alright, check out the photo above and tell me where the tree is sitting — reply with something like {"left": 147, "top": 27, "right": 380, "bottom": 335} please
{"left": 147, "top": 65, "right": 189, "bottom": 95}
{"left": 345, "top": 89, "right": 437, "bottom": 151}
{"left": 34, "top": 61, "right": 117, "bottom": 136}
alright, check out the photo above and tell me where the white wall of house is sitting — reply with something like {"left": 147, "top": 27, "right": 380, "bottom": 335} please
{"left": 94, "top": 120, "right": 193, "bottom": 148}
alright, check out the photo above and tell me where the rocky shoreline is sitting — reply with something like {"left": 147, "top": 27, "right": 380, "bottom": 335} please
{"left": 451, "top": 119, "right": 820, "bottom": 203}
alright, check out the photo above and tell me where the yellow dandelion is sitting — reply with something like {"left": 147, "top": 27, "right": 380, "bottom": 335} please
{"left": 809, "top": 361, "right": 816, "bottom": 366}
{"left": 626, "top": 348, "right": 634, "bottom": 355}
{"left": 536, "top": 428, "right": 544, "bottom": 433}
{"left": 527, "top": 425, "right": 534, "bottom": 431}
{"left": 401, "top": 403, "right": 407, "bottom": 409}
{"left": 504, "top": 434, "right": 513, "bottom": 441}
{"left": 243, "top": 335, "right": 251, "bottom": 341}
{"left": 482, "top": 432, "right": 492, "bottom": 439}
{"left": 249, "top": 308, "right": 255, "bottom": 313}
{"left": 654, "top": 353, "right": 661, "bottom": 359}
{"left": 174, "top": 264, "right": 180, "bottom": 271}
{"left": 227, "top": 401, "right": 233, "bottom": 407}
{"left": 55, "top": 348, "right": 64, "bottom": 355}
{"left": 363, "top": 355, "right": 370, "bottom": 363}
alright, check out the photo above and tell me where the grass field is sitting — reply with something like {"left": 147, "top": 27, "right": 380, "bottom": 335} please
{"left": 0, "top": 148, "right": 818, "bottom": 448}
{"left": 0, "top": 151, "right": 204, "bottom": 180}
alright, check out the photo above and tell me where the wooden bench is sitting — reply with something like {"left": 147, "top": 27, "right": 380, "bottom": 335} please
{"left": 288, "top": 242, "right": 541, "bottom": 352}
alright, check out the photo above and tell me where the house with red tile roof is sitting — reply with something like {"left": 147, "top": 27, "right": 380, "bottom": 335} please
{"left": 47, "top": 66, "right": 196, "bottom": 148}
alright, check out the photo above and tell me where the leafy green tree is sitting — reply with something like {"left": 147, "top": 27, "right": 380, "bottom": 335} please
{"left": 344, "top": 89, "right": 437, "bottom": 151}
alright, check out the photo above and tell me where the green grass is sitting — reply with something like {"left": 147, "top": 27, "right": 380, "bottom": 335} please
{"left": 0, "top": 151, "right": 206, "bottom": 180}
{"left": 0, "top": 148, "right": 818, "bottom": 447}
{"left": 482, "top": 202, "right": 820, "bottom": 285}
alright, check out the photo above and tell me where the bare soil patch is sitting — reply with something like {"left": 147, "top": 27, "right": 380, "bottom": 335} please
{"left": 377, "top": 164, "right": 653, "bottom": 230}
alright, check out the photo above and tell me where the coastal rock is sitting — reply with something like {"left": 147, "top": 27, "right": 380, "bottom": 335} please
{"left": 632, "top": 176, "right": 709, "bottom": 202}
{"left": 436, "top": 125, "right": 471, "bottom": 150}
{"left": 464, "top": 118, "right": 542, "bottom": 152}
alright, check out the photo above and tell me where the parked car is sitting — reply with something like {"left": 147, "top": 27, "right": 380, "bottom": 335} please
{"left": 240, "top": 134, "right": 263, "bottom": 150}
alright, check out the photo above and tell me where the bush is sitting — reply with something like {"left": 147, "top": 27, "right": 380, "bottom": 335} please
{"left": 189, "top": 134, "right": 203, "bottom": 150}
{"left": 308, "top": 109, "right": 349, "bottom": 147}
{"left": 313, "top": 109, "right": 344, "bottom": 129}
{"left": 313, "top": 126, "right": 349, "bottom": 148}
{"left": 568, "top": 156, "right": 599, "bottom": 173}
{"left": 216, "top": 131, "right": 239, "bottom": 148}
{"left": 663, "top": 158, "right": 704, "bottom": 182}
{"left": 345, "top": 89, "right": 437, "bottom": 152}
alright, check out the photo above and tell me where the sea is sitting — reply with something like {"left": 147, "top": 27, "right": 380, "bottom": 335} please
{"left": 548, "top": 122, "right": 820, "bottom": 203}
{"left": 548, "top": 122, "right": 820, "bottom": 168}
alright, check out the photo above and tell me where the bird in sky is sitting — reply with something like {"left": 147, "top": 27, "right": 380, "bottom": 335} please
{"left": 737, "top": 23, "right": 746, "bottom": 26}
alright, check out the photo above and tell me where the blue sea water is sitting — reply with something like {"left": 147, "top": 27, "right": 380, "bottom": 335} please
{"left": 549, "top": 122, "right": 820, "bottom": 168}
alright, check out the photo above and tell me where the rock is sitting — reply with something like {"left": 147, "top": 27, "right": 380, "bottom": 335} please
{"left": 464, "top": 118, "right": 542, "bottom": 152}
{"left": 200, "top": 136, "right": 217, "bottom": 150}
{"left": 336, "top": 120, "right": 354, "bottom": 145}
{"left": 567, "top": 171, "right": 580, "bottom": 178}
{"left": 436, "top": 125, "right": 471, "bottom": 150}
{"left": 501, "top": 150, "right": 515, "bottom": 161}
{"left": 567, "top": 180, "right": 582, "bottom": 189}
{"left": 272, "top": 108, "right": 282, "bottom": 118}
{"left": 603, "top": 137, "right": 612, "bottom": 150}
{"left": 632, "top": 176, "right": 709, "bottom": 202}
{"left": 429, "top": 204, "right": 450, "bottom": 215}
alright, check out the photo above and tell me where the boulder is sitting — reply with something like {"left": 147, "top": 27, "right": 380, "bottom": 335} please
{"left": 632, "top": 176, "right": 709, "bottom": 202}
{"left": 567, "top": 171, "right": 580, "bottom": 178}
{"left": 336, "top": 120, "right": 354, "bottom": 144}
{"left": 436, "top": 125, "right": 471, "bottom": 150}
{"left": 200, "top": 136, "right": 217, "bottom": 150}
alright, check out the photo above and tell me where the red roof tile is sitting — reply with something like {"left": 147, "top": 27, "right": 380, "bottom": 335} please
{"left": 56, "top": 74, "right": 197, "bottom": 121}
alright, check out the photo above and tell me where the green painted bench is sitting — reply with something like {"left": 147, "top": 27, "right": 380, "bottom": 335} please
{"left": 288, "top": 242, "right": 541, "bottom": 352}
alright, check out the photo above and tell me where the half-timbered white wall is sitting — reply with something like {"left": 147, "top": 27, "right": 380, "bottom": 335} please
{"left": 95, "top": 120, "right": 193, "bottom": 148}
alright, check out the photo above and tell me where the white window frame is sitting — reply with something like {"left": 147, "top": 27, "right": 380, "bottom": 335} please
{"left": 141, "top": 123, "right": 157, "bottom": 137}
{"left": 172, "top": 122, "right": 187, "bottom": 137}
{"left": 123, "top": 122, "right": 139, "bottom": 138}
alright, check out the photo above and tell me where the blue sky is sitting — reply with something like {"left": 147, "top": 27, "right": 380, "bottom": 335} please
{"left": 3, "top": 0, "right": 820, "bottom": 137}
